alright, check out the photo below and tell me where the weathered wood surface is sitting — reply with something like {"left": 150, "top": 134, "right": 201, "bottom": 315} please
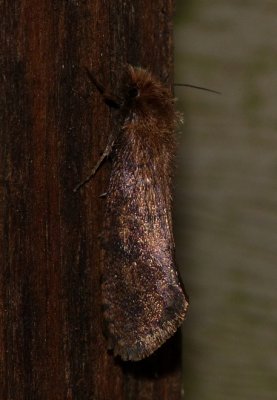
{"left": 0, "top": 1, "right": 183, "bottom": 399}
{"left": 175, "top": 0, "right": 277, "bottom": 399}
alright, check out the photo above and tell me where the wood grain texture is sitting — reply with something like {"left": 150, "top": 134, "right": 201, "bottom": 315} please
{"left": 0, "top": 1, "right": 182, "bottom": 399}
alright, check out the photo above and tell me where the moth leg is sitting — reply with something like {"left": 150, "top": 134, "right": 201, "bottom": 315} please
{"left": 73, "top": 138, "right": 114, "bottom": 192}
{"left": 73, "top": 68, "right": 121, "bottom": 193}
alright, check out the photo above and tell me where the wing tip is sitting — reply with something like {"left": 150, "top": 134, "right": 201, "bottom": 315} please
{"left": 106, "top": 295, "right": 189, "bottom": 361}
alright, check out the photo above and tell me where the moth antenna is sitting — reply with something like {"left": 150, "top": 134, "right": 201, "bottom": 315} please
{"left": 174, "top": 83, "right": 221, "bottom": 95}
{"left": 85, "top": 67, "right": 122, "bottom": 108}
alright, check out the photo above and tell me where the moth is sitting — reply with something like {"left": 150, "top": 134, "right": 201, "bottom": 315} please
{"left": 75, "top": 66, "right": 189, "bottom": 361}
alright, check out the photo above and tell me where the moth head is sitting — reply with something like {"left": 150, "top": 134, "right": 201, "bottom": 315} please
{"left": 123, "top": 65, "right": 176, "bottom": 120}
{"left": 127, "top": 86, "right": 140, "bottom": 99}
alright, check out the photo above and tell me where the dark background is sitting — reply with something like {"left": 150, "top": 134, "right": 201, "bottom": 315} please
{"left": 1, "top": 1, "right": 183, "bottom": 399}
{"left": 174, "top": 1, "right": 277, "bottom": 399}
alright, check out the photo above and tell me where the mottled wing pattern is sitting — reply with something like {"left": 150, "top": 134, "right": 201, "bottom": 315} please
{"left": 101, "top": 129, "right": 189, "bottom": 361}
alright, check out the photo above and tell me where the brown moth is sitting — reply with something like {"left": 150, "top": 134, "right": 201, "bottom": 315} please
{"left": 75, "top": 66, "right": 189, "bottom": 361}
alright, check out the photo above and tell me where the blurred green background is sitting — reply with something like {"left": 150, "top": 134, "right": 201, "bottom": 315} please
{"left": 173, "top": 1, "right": 277, "bottom": 399}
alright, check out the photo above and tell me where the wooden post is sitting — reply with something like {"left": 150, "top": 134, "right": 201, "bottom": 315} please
{"left": 0, "top": 1, "right": 182, "bottom": 399}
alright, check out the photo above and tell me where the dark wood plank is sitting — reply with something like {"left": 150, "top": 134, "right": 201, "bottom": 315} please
{"left": 0, "top": 1, "right": 181, "bottom": 399}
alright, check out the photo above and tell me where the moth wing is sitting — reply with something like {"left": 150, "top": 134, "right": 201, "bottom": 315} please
{"left": 102, "top": 252, "right": 189, "bottom": 361}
